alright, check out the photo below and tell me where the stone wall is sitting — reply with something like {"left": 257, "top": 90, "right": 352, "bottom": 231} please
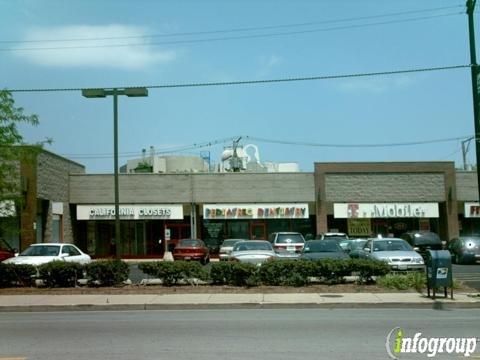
{"left": 69, "top": 172, "right": 315, "bottom": 204}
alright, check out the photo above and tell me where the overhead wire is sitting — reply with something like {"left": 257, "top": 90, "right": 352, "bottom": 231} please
{"left": 1, "top": 12, "right": 462, "bottom": 52}
{"left": 59, "top": 135, "right": 475, "bottom": 160}
{"left": 0, "top": 4, "right": 463, "bottom": 44}
{"left": 6, "top": 64, "right": 472, "bottom": 93}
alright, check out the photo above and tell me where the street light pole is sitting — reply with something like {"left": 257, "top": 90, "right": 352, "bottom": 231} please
{"left": 113, "top": 89, "right": 121, "bottom": 258}
{"left": 82, "top": 87, "right": 148, "bottom": 259}
{"left": 466, "top": 0, "right": 480, "bottom": 200}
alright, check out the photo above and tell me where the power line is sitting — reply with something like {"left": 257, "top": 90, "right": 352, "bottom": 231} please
{"left": 6, "top": 64, "right": 472, "bottom": 93}
{"left": 1, "top": 12, "right": 462, "bottom": 52}
{"left": 0, "top": 5, "right": 463, "bottom": 44}
{"left": 59, "top": 135, "right": 474, "bottom": 160}
{"left": 246, "top": 135, "right": 474, "bottom": 148}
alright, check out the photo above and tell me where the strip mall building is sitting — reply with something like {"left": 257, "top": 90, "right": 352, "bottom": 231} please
{"left": 6, "top": 150, "right": 480, "bottom": 258}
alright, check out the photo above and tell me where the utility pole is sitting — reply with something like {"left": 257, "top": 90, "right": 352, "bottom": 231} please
{"left": 467, "top": 0, "right": 480, "bottom": 199}
{"left": 231, "top": 137, "right": 242, "bottom": 172}
{"left": 462, "top": 137, "right": 473, "bottom": 170}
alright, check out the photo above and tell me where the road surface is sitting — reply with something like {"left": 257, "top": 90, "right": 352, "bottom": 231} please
{"left": 0, "top": 309, "right": 478, "bottom": 360}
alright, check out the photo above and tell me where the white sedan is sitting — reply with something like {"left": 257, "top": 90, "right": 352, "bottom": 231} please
{"left": 2, "top": 243, "right": 91, "bottom": 266}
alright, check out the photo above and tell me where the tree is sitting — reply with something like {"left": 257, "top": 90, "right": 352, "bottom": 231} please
{"left": 0, "top": 90, "right": 39, "bottom": 215}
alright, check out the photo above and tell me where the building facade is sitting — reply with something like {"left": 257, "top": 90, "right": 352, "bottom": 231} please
{"left": 8, "top": 150, "right": 479, "bottom": 258}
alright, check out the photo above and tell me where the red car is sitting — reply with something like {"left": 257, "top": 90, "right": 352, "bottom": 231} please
{"left": 173, "top": 239, "right": 210, "bottom": 264}
{"left": 0, "top": 238, "right": 15, "bottom": 262}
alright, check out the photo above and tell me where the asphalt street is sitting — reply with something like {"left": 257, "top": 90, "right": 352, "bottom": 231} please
{"left": 0, "top": 309, "right": 479, "bottom": 360}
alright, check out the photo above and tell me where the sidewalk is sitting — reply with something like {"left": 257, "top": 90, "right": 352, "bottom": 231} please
{"left": 0, "top": 292, "right": 479, "bottom": 312}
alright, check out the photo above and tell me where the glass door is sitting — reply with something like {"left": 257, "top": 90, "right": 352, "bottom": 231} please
{"left": 250, "top": 222, "right": 267, "bottom": 240}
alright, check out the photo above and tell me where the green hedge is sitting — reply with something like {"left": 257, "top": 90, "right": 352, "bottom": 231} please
{"left": 210, "top": 262, "right": 259, "bottom": 287}
{"left": 0, "top": 263, "right": 36, "bottom": 287}
{"left": 85, "top": 260, "right": 129, "bottom": 287}
{"left": 38, "top": 261, "right": 85, "bottom": 288}
{"left": 139, "top": 261, "right": 208, "bottom": 286}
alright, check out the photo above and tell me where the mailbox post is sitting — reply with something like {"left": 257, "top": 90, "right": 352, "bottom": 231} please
{"left": 426, "top": 250, "right": 453, "bottom": 299}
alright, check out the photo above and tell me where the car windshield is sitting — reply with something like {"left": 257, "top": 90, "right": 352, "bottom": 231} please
{"left": 20, "top": 245, "right": 60, "bottom": 257}
{"left": 178, "top": 239, "right": 202, "bottom": 248}
{"left": 372, "top": 240, "right": 412, "bottom": 252}
{"left": 339, "top": 239, "right": 367, "bottom": 250}
{"left": 303, "top": 240, "right": 342, "bottom": 253}
{"left": 275, "top": 234, "right": 305, "bottom": 244}
{"left": 222, "top": 239, "right": 242, "bottom": 247}
{"left": 233, "top": 242, "right": 273, "bottom": 251}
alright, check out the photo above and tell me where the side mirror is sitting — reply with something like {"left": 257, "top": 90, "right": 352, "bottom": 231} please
{"left": 60, "top": 253, "right": 69, "bottom": 258}
{"left": 413, "top": 247, "right": 420, "bottom": 251}
{"left": 363, "top": 247, "right": 371, "bottom": 252}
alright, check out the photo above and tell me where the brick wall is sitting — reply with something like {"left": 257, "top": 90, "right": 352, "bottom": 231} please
{"left": 36, "top": 151, "right": 84, "bottom": 243}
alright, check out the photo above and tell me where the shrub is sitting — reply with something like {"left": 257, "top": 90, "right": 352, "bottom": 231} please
{"left": 259, "top": 260, "right": 313, "bottom": 287}
{"left": 0, "top": 263, "right": 37, "bottom": 287}
{"left": 350, "top": 259, "right": 390, "bottom": 284}
{"left": 210, "top": 262, "right": 258, "bottom": 287}
{"left": 377, "top": 272, "right": 426, "bottom": 291}
{"left": 139, "top": 261, "right": 208, "bottom": 286}
{"left": 86, "top": 260, "right": 129, "bottom": 286}
{"left": 312, "top": 259, "right": 353, "bottom": 284}
{"left": 38, "top": 261, "right": 85, "bottom": 288}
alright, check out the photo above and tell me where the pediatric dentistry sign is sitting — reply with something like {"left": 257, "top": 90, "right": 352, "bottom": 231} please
{"left": 334, "top": 203, "right": 439, "bottom": 219}
{"left": 203, "top": 204, "right": 309, "bottom": 219}
{"left": 385, "top": 327, "right": 478, "bottom": 359}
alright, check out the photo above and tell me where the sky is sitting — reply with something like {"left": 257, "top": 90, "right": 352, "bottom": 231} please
{"left": 0, "top": 0, "right": 477, "bottom": 173}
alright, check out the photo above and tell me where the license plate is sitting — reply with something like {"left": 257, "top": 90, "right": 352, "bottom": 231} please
{"left": 184, "top": 256, "right": 191, "bottom": 260}
{"left": 287, "top": 246, "right": 295, "bottom": 251}
{"left": 398, "top": 265, "right": 407, "bottom": 270}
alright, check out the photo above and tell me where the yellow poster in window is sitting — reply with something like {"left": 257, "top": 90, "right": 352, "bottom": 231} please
{"left": 347, "top": 218, "right": 371, "bottom": 237}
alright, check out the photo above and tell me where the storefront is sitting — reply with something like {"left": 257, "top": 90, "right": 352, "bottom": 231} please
{"left": 329, "top": 202, "right": 440, "bottom": 237}
{"left": 201, "top": 203, "right": 315, "bottom": 250}
{"left": 315, "top": 162, "right": 459, "bottom": 241}
{"left": 459, "top": 202, "right": 480, "bottom": 235}
{"left": 77, "top": 204, "right": 190, "bottom": 257}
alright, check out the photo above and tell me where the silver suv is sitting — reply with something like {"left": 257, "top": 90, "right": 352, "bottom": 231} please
{"left": 268, "top": 232, "right": 305, "bottom": 258}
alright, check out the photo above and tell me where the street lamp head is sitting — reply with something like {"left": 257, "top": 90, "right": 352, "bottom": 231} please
{"left": 124, "top": 87, "right": 148, "bottom": 97}
{"left": 82, "top": 89, "right": 107, "bottom": 98}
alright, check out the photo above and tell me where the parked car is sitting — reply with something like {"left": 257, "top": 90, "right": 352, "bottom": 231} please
{"left": 0, "top": 238, "right": 15, "bottom": 262}
{"left": 2, "top": 243, "right": 91, "bottom": 266}
{"left": 400, "top": 231, "right": 442, "bottom": 260}
{"left": 172, "top": 239, "right": 210, "bottom": 264}
{"left": 230, "top": 240, "right": 276, "bottom": 265}
{"left": 448, "top": 236, "right": 480, "bottom": 264}
{"left": 218, "top": 239, "right": 245, "bottom": 261}
{"left": 268, "top": 232, "right": 305, "bottom": 259}
{"left": 316, "top": 232, "right": 349, "bottom": 240}
{"left": 300, "top": 240, "right": 350, "bottom": 261}
{"left": 338, "top": 238, "right": 368, "bottom": 258}
{"left": 357, "top": 238, "right": 424, "bottom": 271}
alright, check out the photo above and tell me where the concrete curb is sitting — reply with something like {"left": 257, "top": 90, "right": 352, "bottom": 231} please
{"left": 1, "top": 292, "right": 478, "bottom": 312}
{"left": 1, "top": 300, "right": 479, "bottom": 312}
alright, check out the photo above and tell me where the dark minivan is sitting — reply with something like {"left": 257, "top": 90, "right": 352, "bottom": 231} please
{"left": 400, "top": 231, "right": 442, "bottom": 260}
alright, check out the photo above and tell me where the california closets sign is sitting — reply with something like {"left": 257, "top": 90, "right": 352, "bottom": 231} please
{"left": 334, "top": 203, "right": 439, "bottom": 219}
{"left": 77, "top": 205, "right": 183, "bottom": 220}
{"left": 204, "top": 204, "right": 309, "bottom": 219}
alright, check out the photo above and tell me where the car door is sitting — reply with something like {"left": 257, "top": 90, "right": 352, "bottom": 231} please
{"left": 61, "top": 245, "right": 86, "bottom": 264}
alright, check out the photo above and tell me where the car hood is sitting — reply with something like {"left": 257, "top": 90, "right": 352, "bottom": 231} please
{"left": 301, "top": 252, "right": 349, "bottom": 260}
{"left": 2, "top": 256, "right": 60, "bottom": 266}
{"left": 372, "top": 251, "right": 422, "bottom": 260}
{"left": 232, "top": 250, "right": 275, "bottom": 258}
